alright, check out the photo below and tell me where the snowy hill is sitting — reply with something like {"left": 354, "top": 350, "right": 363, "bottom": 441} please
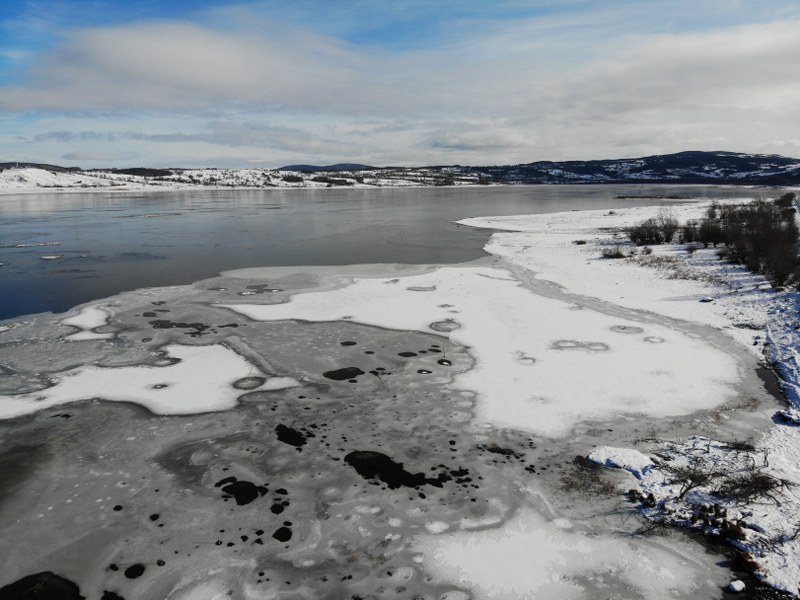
{"left": 475, "top": 151, "right": 800, "bottom": 185}
{"left": 1, "top": 151, "right": 799, "bottom": 193}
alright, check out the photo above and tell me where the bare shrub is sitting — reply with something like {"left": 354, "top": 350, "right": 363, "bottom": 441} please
{"left": 629, "top": 218, "right": 663, "bottom": 245}
{"left": 657, "top": 208, "right": 680, "bottom": 243}
{"left": 713, "top": 471, "right": 783, "bottom": 503}
{"left": 601, "top": 247, "right": 626, "bottom": 259}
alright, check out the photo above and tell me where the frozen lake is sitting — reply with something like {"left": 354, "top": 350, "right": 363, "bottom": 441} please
{"left": 0, "top": 184, "right": 769, "bottom": 320}
{"left": 0, "top": 185, "right": 791, "bottom": 599}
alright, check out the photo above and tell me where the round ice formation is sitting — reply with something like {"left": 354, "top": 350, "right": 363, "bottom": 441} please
{"left": 430, "top": 319, "right": 460, "bottom": 332}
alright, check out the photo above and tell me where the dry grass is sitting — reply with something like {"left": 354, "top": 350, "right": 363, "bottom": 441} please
{"left": 628, "top": 253, "right": 727, "bottom": 285}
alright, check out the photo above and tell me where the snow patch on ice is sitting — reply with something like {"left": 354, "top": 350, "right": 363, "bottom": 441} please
{"left": 220, "top": 266, "right": 739, "bottom": 437}
{"left": 0, "top": 344, "right": 296, "bottom": 418}
{"left": 417, "top": 507, "right": 720, "bottom": 599}
{"left": 61, "top": 304, "right": 114, "bottom": 341}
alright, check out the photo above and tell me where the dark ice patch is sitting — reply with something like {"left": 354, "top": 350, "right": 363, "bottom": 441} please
{"left": 482, "top": 444, "right": 523, "bottom": 459}
{"left": 215, "top": 477, "right": 267, "bottom": 506}
{"left": 275, "top": 424, "right": 308, "bottom": 448}
{"left": 272, "top": 526, "right": 292, "bottom": 542}
{"left": 0, "top": 572, "right": 85, "bottom": 600}
{"left": 344, "top": 451, "right": 449, "bottom": 489}
{"left": 322, "top": 367, "right": 365, "bottom": 381}
{"left": 123, "top": 564, "right": 145, "bottom": 579}
{"left": 149, "top": 320, "right": 211, "bottom": 337}
{"left": 102, "top": 592, "right": 125, "bottom": 600}
{"left": 270, "top": 498, "right": 290, "bottom": 514}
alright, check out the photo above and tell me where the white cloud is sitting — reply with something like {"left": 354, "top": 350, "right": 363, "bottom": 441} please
{"left": 1, "top": 6, "right": 799, "bottom": 165}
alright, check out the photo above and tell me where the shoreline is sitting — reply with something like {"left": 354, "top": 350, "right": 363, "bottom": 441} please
{"left": 0, "top": 182, "right": 785, "bottom": 197}
{"left": 458, "top": 200, "right": 800, "bottom": 595}
{"left": 0, "top": 164, "right": 790, "bottom": 197}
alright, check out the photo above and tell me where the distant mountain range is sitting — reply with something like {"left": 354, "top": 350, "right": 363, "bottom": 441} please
{"left": 2, "top": 151, "right": 799, "bottom": 187}
{"left": 469, "top": 151, "right": 800, "bottom": 185}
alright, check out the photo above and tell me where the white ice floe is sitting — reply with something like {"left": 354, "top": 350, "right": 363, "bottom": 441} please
{"left": 587, "top": 446, "right": 653, "bottom": 479}
{"left": 221, "top": 265, "right": 739, "bottom": 437}
{"left": 61, "top": 304, "right": 115, "bottom": 341}
{"left": 416, "top": 507, "right": 727, "bottom": 599}
{"left": 0, "top": 344, "right": 298, "bottom": 419}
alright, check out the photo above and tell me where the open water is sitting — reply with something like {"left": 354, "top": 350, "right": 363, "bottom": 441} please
{"left": 0, "top": 184, "right": 772, "bottom": 319}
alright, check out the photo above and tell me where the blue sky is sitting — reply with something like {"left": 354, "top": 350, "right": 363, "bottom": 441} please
{"left": 1, "top": 1, "right": 799, "bottom": 167}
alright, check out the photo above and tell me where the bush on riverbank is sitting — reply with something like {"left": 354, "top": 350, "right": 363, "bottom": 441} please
{"left": 627, "top": 194, "right": 799, "bottom": 287}
{"left": 629, "top": 209, "right": 680, "bottom": 245}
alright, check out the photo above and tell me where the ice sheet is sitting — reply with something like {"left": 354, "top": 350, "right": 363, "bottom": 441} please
{"left": 221, "top": 265, "right": 740, "bottom": 437}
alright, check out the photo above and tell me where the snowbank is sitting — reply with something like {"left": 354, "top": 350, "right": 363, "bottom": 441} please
{"left": 587, "top": 447, "right": 653, "bottom": 479}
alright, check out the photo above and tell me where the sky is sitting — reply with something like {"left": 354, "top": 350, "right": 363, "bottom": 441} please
{"left": 1, "top": 0, "right": 799, "bottom": 168}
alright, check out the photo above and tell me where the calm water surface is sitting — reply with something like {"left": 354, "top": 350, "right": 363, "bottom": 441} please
{"left": 0, "top": 184, "right": 773, "bottom": 320}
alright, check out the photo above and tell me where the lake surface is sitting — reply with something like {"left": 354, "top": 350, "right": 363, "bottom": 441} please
{"left": 0, "top": 184, "right": 774, "bottom": 320}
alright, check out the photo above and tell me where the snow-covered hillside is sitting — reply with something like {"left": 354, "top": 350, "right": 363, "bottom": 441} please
{"left": 0, "top": 165, "right": 485, "bottom": 193}
{"left": 2, "top": 151, "right": 798, "bottom": 193}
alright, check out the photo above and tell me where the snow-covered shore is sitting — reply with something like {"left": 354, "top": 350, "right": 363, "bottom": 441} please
{"left": 459, "top": 201, "right": 800, "bottom": 595}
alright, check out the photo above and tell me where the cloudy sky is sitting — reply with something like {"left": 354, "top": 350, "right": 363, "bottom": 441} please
{"left": 1, "top": 1, "right": 799, "bottom": 168}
